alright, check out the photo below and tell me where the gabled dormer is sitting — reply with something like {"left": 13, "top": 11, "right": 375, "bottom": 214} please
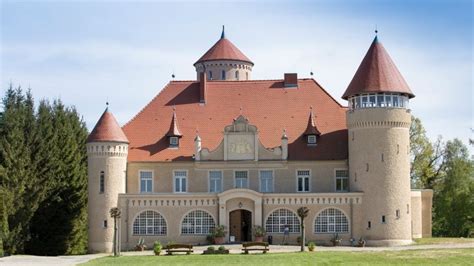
{"left": 166, "top": 108, "right": 182, "bottom": 148}
{"left": 303, "top": 107, "right": 321, "bottom": 146}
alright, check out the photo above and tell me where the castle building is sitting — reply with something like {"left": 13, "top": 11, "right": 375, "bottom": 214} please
{"left": 86, "top": 27, "right": 433, "bottom": 253}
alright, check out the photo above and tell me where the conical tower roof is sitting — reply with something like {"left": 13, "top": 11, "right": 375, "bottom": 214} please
{"left": 87, "top": 108, "right": 129, "bottom": 143}
{"left": 342, "top": 36, "right": 414, "bottom": 100}
{"left": 194, "top": 26, "right": 253, "bottom": 66}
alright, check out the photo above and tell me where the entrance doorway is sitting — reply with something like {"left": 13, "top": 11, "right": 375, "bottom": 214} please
{"left": 229, "top": 209, "right": 252, "bottom": 242}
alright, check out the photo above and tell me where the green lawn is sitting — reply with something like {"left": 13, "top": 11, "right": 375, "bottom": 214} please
{"left": 413, "top": 237, "right": 474, "bottom": 245}
{"left": 82, "top": 249, "right": 474, "bottom": 266}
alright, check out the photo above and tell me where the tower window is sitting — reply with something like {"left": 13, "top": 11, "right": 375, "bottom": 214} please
{"left": 407, "top": 204, "right": 410, "bottom": 214}
{"left": 103, "top": 220, "right": 108, "bottom": 228}
{"left": 208, "top": 71, "right": 213, "bottom": 80}
{"left": 382, "top": 215, "right": 386, "bottom": 223}
{"left": 170, "top": 137, "right": 179, "bottom": 147}
{"left": 246, "top": 72, "right": 249, "bottom": 80}
{"left": 221, "top": 70, "right": 226, "bottom": 80}
{"left": 367, "top": 221, "right": 371, "bottom": 229}
{"left": 396, "top": 209, "right": 400, "bottom": 219}
{"left": 99, "top": 171, "right": 105, "bottom": 193}
{"left": 235, "top": 71, "right": 239, "bottom": 80}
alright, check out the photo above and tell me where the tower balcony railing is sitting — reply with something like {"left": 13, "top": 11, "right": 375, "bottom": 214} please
{"left": 348, "top": 93, "right": 409, "bottom": 111}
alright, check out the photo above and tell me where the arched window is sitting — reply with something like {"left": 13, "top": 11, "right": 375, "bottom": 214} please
{"left": 181, "top": 210, "right": 215, "bottom": 235}
{"left": 133, "top": 210, "right": 167, "bottom": 235}
{"left": 314, "top": 208, "right": 349, "bottom": 233}
{"left": 265, "top": 209, "right": 300, "bottom": 233}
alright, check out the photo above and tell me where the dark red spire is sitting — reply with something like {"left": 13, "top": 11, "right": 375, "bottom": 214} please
{"left": 303, "top": 107, "right": 321, "bottom": 136}
{"left": 166, "top": 109, "right": 183, "bottom": 137}
{"left": 194, "top": 28, "right": 253, "bottom": 66}
{"left": 342, "top": 36, "right": 414, "bottom": 100}
{"left": 87, "top": 108, "right": 129, "bottom": 143}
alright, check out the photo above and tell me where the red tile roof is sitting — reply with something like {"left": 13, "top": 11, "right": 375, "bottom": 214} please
{"left": 194, "top": 36, "right": 253, "bottom": 65}
{"left": 87, "top": 108, "right": 129, "bottom": 143}
{"left": 303, "top": 108, "right": 321, "bottom": 136}
{"left": 123, "top": 79, "right": 348, "bottom": 162}
{"left": 342, "top": 36, "right": 414, "bottom": 99}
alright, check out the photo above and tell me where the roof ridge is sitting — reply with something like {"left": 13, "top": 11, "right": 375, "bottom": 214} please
{"left": 309, "top": 78, "right": 346, "bottom": 108}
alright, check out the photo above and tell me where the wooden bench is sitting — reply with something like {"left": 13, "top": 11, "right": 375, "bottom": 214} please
{"left": 165, "top": 244, "right": 193, "bottom": 255}
{"left": 242, "top": 242, "right": 269, "bottom": 254}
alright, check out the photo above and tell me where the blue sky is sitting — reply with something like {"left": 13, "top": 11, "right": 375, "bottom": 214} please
{"left": 1, "top": 0, "right": 472, "bottom": 148}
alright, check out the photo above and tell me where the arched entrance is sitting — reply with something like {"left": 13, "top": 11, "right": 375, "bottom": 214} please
{"left": 229, "top": 209, "right": 252, "bottom": 242}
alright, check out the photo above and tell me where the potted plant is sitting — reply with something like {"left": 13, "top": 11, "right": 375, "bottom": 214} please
{"left": 153, "top": 241, "right": 162, "bottom": 255}
{"left": 212, "top": 225, "right": 226, "bottom": 244}
{"left": 135, "top": 237, "right": 147, "bottom": 251}
{"left": 307, "top": 241, "right": 315, "bottom": 252}
{"left": 253, "top": 225, "right": 266, "bottom": 242}
{"left": 330, "top": 233, "right": 342, "bottom": 246}
{"left": 358, "top": 237, "right": 366, "bottom": 247}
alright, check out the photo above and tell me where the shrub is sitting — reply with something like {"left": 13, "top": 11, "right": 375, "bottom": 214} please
{"left": 0, "top": 237, "right": 3, "bottom": 257}
{"left": 307, "top": 241, "right": 315, "bottom": 251}
{"left": 218, "top": 245, "right": 226, "bottom": 251}
{"left": 153, "top": 241, "right": 162, "bottom": 255}
{"left": 211, "top": 225, "right": 226, "bottom": 238}
{"left": 207, "top": 246, "right": 216, "bottom": 251}
{"left": 253, "top": 226, "right": 266, "bottom": 237}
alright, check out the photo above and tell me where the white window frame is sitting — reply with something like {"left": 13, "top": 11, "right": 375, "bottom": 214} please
{"left": 139, "top": 170, "right": 153, "bottom": 194}
{"left": 265, "top": 208, "right": 300, "bottom": 234}
{"left": 208, "top": 170, "right": 223, "bottom": 193}
{"left": 307, "top": 135, "right": 317, "bottom": 144}
{"left": 169, "top": 136, "right": 179, "bottom": 147}
{"left": 296, "top": 169, "right": 311, "bottom": 193}
{"left": 132, "top": 210, "right": 167, "bottom": 236}
{"left": 234, "top": 170, "right": 249, "bottom": 189}
{"left": 173, "top": 170, "right": 188, "bottom": 193}
{"left": 334, "top": 169, "right": 349, "bottom": 192}
{"left": 259, "top": 170, "right": 274, "bottom": 193}
{"left": 181, "top": 210, "right": 216, "bottom": 235}
{"left": 314, "top": 208, "right": 350, "bottom": 234}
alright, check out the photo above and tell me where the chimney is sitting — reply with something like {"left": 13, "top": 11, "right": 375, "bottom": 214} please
{"left": 284, "top": 73, "right": 298, "bottom": 88}
{"left": 199, "top": 72, "right": 207, "bottom": 103}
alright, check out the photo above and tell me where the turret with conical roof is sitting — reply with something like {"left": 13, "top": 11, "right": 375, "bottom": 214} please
{"left": 86, "top": 107, "right": 128, "bottom": 253}
{"left": 194, "top": 26, "right": 253, "bottom": 81}
{"left": 344, "top": 35, "right": 414, "bottom": 246}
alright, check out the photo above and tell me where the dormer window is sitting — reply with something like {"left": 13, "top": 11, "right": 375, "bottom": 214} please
{"left": 303, "top": 107, "right": 321, "bottom": 146}
{"left": 307, "top": 135, "right": 317, "bottom": 144}
{"left": 166, "top": 108, "right": 183, "bottom": 148}
{"left": 169, "top": 136, "right": 179, "bottom": 147}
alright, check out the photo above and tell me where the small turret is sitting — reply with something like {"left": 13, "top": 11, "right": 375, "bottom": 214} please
{"left": 86, "top": 107, "right": 128, "bottom": 253}
{"left": 194, "top": 26, "right": 254, "bottom": 81}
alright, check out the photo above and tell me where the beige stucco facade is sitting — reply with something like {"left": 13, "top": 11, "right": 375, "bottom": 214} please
{"left": 86, "top": 113, "right": 433, "bottom": 252}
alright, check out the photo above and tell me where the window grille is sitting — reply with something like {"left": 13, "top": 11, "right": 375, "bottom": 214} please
{"left": 315, "top": 208, "right": 349, "bottom": 233}
{"left": 265, "top": 209, "right": 300, "bottom": 233}
{"left": 133, "top": 210, "right": 167, "bottom": 235}
{"left": 181, "top": 210, "right": 215, "bottom": 235}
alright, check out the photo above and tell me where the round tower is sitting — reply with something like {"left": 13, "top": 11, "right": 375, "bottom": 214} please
{"left": 86, "top": 107, "right": 129, "bottom": 253}
{"left": 194, "top": 26, "right": 253, "bottom": 81}
{"left": 343, "top": 35, "right": 415, "bottom": 246}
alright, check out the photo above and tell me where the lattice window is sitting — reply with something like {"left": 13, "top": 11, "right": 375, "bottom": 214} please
{"left": 297, "top": 170, "right": 310, "bottom": 192}
{"left": 265, "top": 209, "right": 300, "bottom": 233}
{"left": 133, "top": 210, "right": 167, "bottom": 235}
{"left": 209, "top": 170, "right": 222, "bottom": 193}
{"left": 314, "top": 208, "right": 349, "bottom": 233}
{"left": 181, "top": 210, "right": 216, "bottom": 235}
{"left": 260, "top": 170, "right": 273, "bottom": 193}
{"left": 140, "top": 171, "right": 153, "bottom": 193}
{"left": 235, "top": 171, "right": 248, "bottom": 188}
{"left": 174, "top": 170, "right": 187, "bottom": 192}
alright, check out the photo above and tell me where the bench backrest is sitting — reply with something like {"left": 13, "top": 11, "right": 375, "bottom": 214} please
{"left": 166, "top": 244, "right": 193, "bottom": 249}
{"left": 243, "top": 242, "right": 269, "bottom": 248}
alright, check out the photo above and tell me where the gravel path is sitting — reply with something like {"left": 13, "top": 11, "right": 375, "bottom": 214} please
{"left": 1, "top": 242, "right": 473, "bottom": 265}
